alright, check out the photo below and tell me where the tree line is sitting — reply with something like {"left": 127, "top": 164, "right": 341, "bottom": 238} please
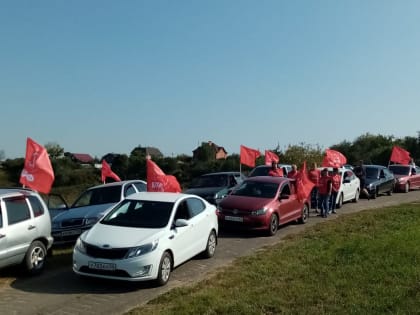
{"left": 1, "top": 132, "right": 419, "bottom": 191}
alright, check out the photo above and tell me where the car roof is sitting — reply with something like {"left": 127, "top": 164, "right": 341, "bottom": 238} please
{"left": 363, "top": 165, "right": 386, "bottom": 168}
{"left": 244, "top": 176, "right": 291, "bottom": 184}
{"left": 0, "top": 187, "right": 37, "bottom": 198}
{"left": 87, "top": 179, "right": 147, "bottom": 190}
{"left": 201, "top": 172, "right": 241, "bottom": 176}
{"left": 127, "top": 192, "right": 193, "bottom": 203}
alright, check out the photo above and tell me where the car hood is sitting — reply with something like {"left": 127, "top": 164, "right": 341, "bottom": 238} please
{"left": 364, "top": 177, "right": 382, "bottom": 185}
{"left": 81, "top": 223, "right": 166, "bottom": 248}
{"left": 219, "top": 195, "right": 273, "bottom": 211}
{"left": 52, "top": 203, "right": 116, "bottom": 222}
{"left": 184, "top": 187, "right": 225, "bottom": 196}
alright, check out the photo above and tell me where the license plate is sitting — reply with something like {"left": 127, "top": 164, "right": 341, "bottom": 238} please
{"left": 60, "top": 229, "right": 82, "bottom": 237}
{"left": 88, "top": 262, "right": 116, "bottom": 271}
{"left": 225, "top": 215, "right": 243, "bottom": 222}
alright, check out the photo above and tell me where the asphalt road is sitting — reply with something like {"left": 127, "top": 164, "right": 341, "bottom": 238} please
{"left": 1, "top": 190, "right": 420, "bottom": 315}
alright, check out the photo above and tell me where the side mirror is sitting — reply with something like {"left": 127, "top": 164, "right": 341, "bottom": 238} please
{"left": 174, "top": 219, "right": 189, "bottom": 227}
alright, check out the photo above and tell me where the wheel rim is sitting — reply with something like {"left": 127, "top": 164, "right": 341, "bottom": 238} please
{"left": 270, "top": 215, "right": 278, "bottom": 234}
{"left": 302, "top": 205, "right": 308, "bottom": 221}
{"left": 31, "top": 246, "right": 45, "bottom": 269}
{"left": 406, "top": 183, "right": 409, "bottom": 192}
{"left": 355, "top": 189, "right": 359, "bottom": 201}
{"left": 208, "top": 233, "right": 216, "bottom": 256}
{"left": 161, "top": 256, "right": 171, "bottom": 282}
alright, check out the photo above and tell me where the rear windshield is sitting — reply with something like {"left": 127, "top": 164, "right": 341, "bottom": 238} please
{"left": 388, "top": 165, "right": 410, "bottom": 175}
{"left": 189, "top": 174, "right": 228, "bottom": 188}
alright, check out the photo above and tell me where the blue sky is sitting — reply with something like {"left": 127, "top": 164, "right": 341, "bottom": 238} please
{"left": 1, "top": 1, "right": 419, "bottom": 159}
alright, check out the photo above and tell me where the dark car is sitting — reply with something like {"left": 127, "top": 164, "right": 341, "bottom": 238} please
{"left": 248, "top": 164, "right": 292, "bottom": 177}
{"left": 216, "top": 176, "right": 309, "bottom": 236}
{"left": 184, "top": 172, "right": 246, "bottom": 205}
{"left": 388, "top": 165, "right": 420, "bottom": 193}
{"left": 363, "top": 165, "right": 395, "bottom": 199}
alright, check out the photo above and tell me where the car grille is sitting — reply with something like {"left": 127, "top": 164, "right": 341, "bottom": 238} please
{"left": 219, "top": 208, "right": 250, "bottom": 216}
{"left": 61, "top": 218, "right": 84, "bottom": 228}
{"left": 79, "top": 266, "right": 131, "bottom": 278}
{"left": 85, "top": 243, "right": 129, "bottom": 259}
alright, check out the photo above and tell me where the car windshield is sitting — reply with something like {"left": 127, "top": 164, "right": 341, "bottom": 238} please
{"left": 232, "top": 181, "right": 279, "bottom": 198}
{"left": 388, "top": 165, "right": 410, "bottom": 175}
{"left": 101, "top": 199, "right": 173, "bottom": 228}
{"left": 365, "top": 167, "right": 379, "bottom": 179}
{"left": 71, "top": 186, "right": 121, "bottom": 208}
{"left": 190, "top": 175, "right": 228, "bottom": 188}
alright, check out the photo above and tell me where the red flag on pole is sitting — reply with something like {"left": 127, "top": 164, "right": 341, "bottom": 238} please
{"left": 147, "top": 159, "right": 181, "bottom": 192}
{"left": 19, "top": 137, "right": 55, "bottom": 194}
{"left": 390, "top": 146, "right": 411, "bottom": 165}
{"left": 295, "top": 161, "right": 314, "bottom": 202}
{"left": 101, "top": 160, "right": 121, "bottom": 182}
{"left": 264, "top": 150, "right": 279, "bottom": 166}
{"left": 240, "top": 145, "right": 261, "bottom": 167}
{"left": 322, "top": 149, "right": 347, "bottom": 168}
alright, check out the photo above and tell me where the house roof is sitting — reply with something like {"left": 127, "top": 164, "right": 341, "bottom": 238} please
{"left": 71, "top": 153, "right": 94, "bottom": 163}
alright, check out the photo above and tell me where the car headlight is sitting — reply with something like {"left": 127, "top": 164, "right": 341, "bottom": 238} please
{"left": 126, "top": 240, "right": 159, "bottom": 259}
{"left": 251, "top": 208, "right": 267, "bottom": 216}
{"left": 75, "top": 238, "right": 87, "bottom": 254}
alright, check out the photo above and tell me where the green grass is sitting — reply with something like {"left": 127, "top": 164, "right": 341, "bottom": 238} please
{"left": 126, "top": 204, "right": 420, "bottom": 315}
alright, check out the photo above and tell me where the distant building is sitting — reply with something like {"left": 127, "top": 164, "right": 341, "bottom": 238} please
{"left": 65, "top": 152, "right": 95, "bottom": 164}
{"left": 193, "top": 141, "right": 228, "bottom": 160}
{"left": 131, "top": 146, "right": 164, "bottom": 159}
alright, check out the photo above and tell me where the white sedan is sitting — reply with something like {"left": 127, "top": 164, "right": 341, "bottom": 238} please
{"left": 73, "top": 192, "right": 218, "bottom": 286}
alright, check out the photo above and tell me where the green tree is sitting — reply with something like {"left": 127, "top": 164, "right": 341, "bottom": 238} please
{"left": 45, "top": 142, "right": 64, "bottom": 159}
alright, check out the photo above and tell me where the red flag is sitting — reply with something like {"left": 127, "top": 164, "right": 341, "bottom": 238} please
{"left": 322, "top": 149, "right": 347, "bottom": 168}
{"left": 147, "top": 159, "right": 181, "bottom": 192}
{"left": 295, "top": 161, "right": 314, "bottom": 202}
{"left": 390, "top": 146, "right": 411, "bottom": 165}
{"left": 240, "top": 145, "right": 261, "bottom": 167}
{"left": 101, "top": 160, "right": 121, "bottom": 182}
{"left": 264, "top": 150, "right": 279, "bottom": 166}
{"left": 19, "top": 137, "right": 55, "bottom": 194}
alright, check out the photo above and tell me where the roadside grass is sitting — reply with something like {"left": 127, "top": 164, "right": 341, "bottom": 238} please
{"left": 127, "top": 203, "right": 420, "bottom": 315}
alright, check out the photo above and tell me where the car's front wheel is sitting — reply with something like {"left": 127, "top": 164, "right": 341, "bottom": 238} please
{"left": 404, "top": 182, "right": 410, "bottom": 193}
{"left": 267, "top": 213, "right": 278, "bottom": 236}
{"left": 24, "top": 240, "right": 47, "bottom": 275}
{"left": 155, "top": 251, "right": 172, "bottom": 286}
{"left": 353, "top": 189, "right": 360, "bottom": 203}
{"left": 202, "top": 230, "right": 217, "bottom": 258}
{"left": 336, "top": 193, "right": 343, "bottom": 209}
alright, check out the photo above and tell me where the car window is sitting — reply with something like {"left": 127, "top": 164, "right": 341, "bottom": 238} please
{"left": 134, "top": 182, "right": 146, "bottom": 192}
{"left": 72, "top": 186, "right": 122, "bottom": 207}
{"left": 28, "top": 195, "right": 44, "bottom": 217}
{"left": 186, "top": 197, "right": 206, "bottom": 217}
{"left": 5, "top": 197, "right": 31, "bottom": 225}
{"left": 124, "top": 184, "right": 136, "bottom": 197}
{"left": 0, "top": 207, "right": 3, "bottom": 228}
{"left": 174, "top": 201, "right": 191, "bottom": 221}
{"left": 101, "top": 199, "right": 173, "bottom": 228}
{"left": 280, "top": 184, "right": 291, "bottom": 196}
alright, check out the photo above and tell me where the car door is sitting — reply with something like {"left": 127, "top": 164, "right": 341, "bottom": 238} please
{"left": 341, "top": 171, "right": 357, "bottom": 201}
{"left": 2, "top": 196, "right": 37, "bottom": 265}
{"left": 170, "top": 200, "right": 195, "bottom": 266}
{"left": 411, "top": 167, "right": 420, "bottom": 188}
{"left": 0, "top": 202, "right": 8, "bottom": 268}
{"left": 381, "top": 168, "right": 394, "bottom": 192}
{"left": 277, "top": 183, "right": 301, "bottom": 223}
{"left": 185, "top": 197, "right": 210, "bottom": 254}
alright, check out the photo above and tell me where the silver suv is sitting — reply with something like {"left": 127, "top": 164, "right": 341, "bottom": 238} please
{"left": 0, "top": 188, "right": 53, "bottom": 274}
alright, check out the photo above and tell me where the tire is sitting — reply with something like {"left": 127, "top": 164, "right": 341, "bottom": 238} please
{"left": 372, "top": 188, "right": 378, "bottom": 199}
{"left": 24, "top": 240, "right": 47, "bottom": 275}
{"left": 404, "top": 182, "right": 410, "bottom": 193}
{"left": 352, "top": 189, "right": 360, "bottom": 203}
{"left": 267, "top": 213, "right": 278, "bottom": 236}
{"left": 202, "top": 230, "right": 217, "bottom": 258}
{"left": 387, "top": 187, "right": 393, "bottom": 196}
{"left": 298, "top": 204, "right": 309, "bottom": 224}
{"left": 336, "top": 193, "right": 343, "bottom": 209}
{"left": 155, "top": 251, "right": 172, "bottom": 286}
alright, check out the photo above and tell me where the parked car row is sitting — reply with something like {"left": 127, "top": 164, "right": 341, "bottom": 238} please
{"left": 1, "top": 162, "right": 418, "bottom": 286}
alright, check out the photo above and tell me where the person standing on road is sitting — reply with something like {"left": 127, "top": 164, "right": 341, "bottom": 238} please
{"left": 329, "top": 167, "right": 341, "bottom": 214}
{"left": 318, "top": 168, "right": 332, "bottom": 218}
{"left": 308, "top": 162, "right": 321, "bottom": 212}
{"left": 287, "top": 164, "right": 298, "bottom": 179}
{"left": 354, "top": 160, "right": 370, "bottom": 200}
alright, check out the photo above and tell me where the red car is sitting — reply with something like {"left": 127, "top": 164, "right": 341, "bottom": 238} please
{"left": 216, "top": 176, "right": 309, "bottom": 236}
{"left": 388, "top": 165, "right": 420, "bottom": 193}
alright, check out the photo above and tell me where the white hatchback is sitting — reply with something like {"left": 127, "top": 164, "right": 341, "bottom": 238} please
{"left": 73, "top": 192, "right": 218, "bottom": 285}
